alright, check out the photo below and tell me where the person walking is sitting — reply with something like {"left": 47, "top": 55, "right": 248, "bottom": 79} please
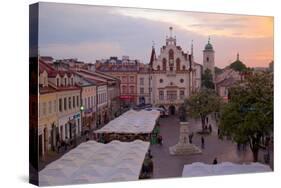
{"left": 189, "top": 132, "right": 194, "bottom": 144}
{"left": 208, "top": 124, "right": 212, "bottom": 133}
{"left": 158, "top": 135, "right": 163, "bottom": 146}
{"left": 201, "top": 136, "right": 205, "bottom": 149}
{"left": 213, "top": 158, "right": 218, "bottom": 164}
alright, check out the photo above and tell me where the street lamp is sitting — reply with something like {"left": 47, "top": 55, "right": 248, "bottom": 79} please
{"left": 80, "top": 105, "right": 84, "bottom": 135}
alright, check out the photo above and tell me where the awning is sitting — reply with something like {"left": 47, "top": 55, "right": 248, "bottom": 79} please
{"left": 39, "top": 140, "right": 150, "bottom": 186}
{"left": 182, "top": 162, "right": 272, "bottom": 177}
{"left": 94, "top": 109, "right": 160, "bottom": 134}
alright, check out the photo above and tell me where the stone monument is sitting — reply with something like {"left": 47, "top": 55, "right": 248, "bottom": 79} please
{"left": 169, "top": 104, "right": 202, "bottom": 155}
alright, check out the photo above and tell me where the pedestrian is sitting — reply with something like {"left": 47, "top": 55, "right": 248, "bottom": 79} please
{"left": 208, "top": 124, "right": 212, "bottom": 133}
{"left": 206, "top": 116, "right": 209, "bottom": 124}
{"left": 201, "top": 136, "right": 205, "bottom": 149}
{"left": 158, "top": 135, "right": 163, "bottom": 146}
{"left": 213, "top": 158, "right": 218, "bottom": 164}
{"left": 148, "top": 149, "right": 153, "bottom": 159}
{"left": 188, "top": 135, "right": 192, "bottom": 144}
{"left": 64, "top": 137, "right": 68, "bottom": 151}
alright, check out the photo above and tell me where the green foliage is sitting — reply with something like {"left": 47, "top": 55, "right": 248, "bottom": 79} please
{"left": 186, "top": 89, "right": 221, "bottom": 129}
{"left": 230, "top": 60, "right": 247, "bottom": 72}
{"left": 215, "top": 66, "right": 223, "bottom": 75}
{"left": 201, "top": 69, "right": 215, "bottom": 89}
{"left": 219, "top": 72, "right": 273, "bottom": 161}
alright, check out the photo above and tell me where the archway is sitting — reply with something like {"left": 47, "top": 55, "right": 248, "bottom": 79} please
{"left": 169, "top": 105, "right": 176, "bottom": 115}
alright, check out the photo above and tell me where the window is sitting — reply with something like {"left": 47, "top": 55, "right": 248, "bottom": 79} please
{"left": 167, "top": 90, "right": 177, "bottom": 101}
{"left": 162, "top": 58, "right": 167, "bottom": 71}
{"left": 206, "top": 57, "right": 209, "bottom": 62}
{"left": 130, "top": 86, "right": 134, "bottom": 94}
{"left": 53, "top": 100, "right": 56, "bottom": 113}
{"left": 64, "top": 78, "right": 67, "bottom": 86}
{"left": 130, "top": 76, "right": 134, "bottom": 83}
{"left": 73, "top": 96, "right": 75, "bottom": 108}
{"left": 157, "top": 65, "right": 160, "bottom": 71}
{"left": 68, "top": 97, "right": 71, "bottom": 109}
{"left": 91, "top": 96, "right": 93, "bottom": 107}
{"left": 88, "top": 97, "right": 90, "bottom": 108}
{"left": 140, "top": 87, "right": 144, "bottom": 94}
{"left": 159, "top": 79, "right": 163, "bottom": 83}
{"left": 159, "top": 91, "right": 164, "bottom": 100}
{"left": 180, "top": 78, "right": 184, "bottom": 83}
{"left": 122, "top": 76, "right": 127, "bottom": 82}
{"left": 48, "top": 101, "right": 52, "bottom": 114}
{"left": 180, "top": 90, "right": 185, "bottom": 100}
{"left": 84, "top": 98, "right": 87, "bottom": 108}
{"left": 169, "top": 49, "right": 174, "bottom": 60}
{"left": 64, "top": 98, "right": 67, "bottom": 111}
{"left": 176, "top": 58, "right": 181, "bottom": 71}
{"left": 122, "top": 85, "right": 127, "bottom": 94}
{"left": 76, "top": 96, "right": 79, "bottom": 107}
{"left": 170, "top": 66, "right": 173, "bottom": 71}
{"left": 59, "top": 98, "right": 62, "bottom": 112}
{"left": 56, "top": 78, "right": 59, "bottom": 86}
{"left": 140, "top": 78, "right": 144, "bottom": 85}
{"left": 183, "top": 65, "right": 186, "bottom": 70}
{"left": 43, "top": 102, "right": 46, "bottom": 116}
{"left": 71, "top": 78, "right": 74, "bottom": 85}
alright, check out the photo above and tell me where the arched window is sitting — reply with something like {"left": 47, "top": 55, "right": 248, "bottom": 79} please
{"left": 162, "top": 58, "right": 167, "bottom": 71}
{"left": 169, "top": 49, "right": 174, "bottom": 60}
{"left": 157, "top": 65, "right": 160, "bottom": 71}
{"left": 176, "top": 58, "right": 181, "bottom": 71}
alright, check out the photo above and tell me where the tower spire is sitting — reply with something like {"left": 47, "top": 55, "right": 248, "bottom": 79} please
{"left": 169, "top": 26, "right": 173, "bottom": 38}
{"left": 208, "top": 36, "right": 210, "bottom": 44}
{"left": 191, "top": 40, "right": 194, "bottom": 55}
{"left": 237, "top": 52, "right": 240, "bottom": 60}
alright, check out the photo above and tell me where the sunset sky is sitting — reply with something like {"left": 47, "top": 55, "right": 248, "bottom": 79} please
{"left": 39, "top": 2, "right": 273, "bottom": 68}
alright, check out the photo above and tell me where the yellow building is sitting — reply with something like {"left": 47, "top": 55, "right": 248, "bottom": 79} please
{"left": 39, "top": 69, "right": 58, "bottom": 158}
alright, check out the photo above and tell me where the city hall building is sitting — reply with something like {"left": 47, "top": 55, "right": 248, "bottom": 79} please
{"left": 149, "top": 27, "right": 214, "bottom": 114}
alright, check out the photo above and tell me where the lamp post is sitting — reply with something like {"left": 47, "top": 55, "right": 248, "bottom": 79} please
{"left": 80, "top": 105, "right": 84, "bottom": 136}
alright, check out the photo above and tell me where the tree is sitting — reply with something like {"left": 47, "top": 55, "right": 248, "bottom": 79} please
{"left": 230, "top": 60, "right": 247, "bottom": 72}
{"left": 201, "top": 69, "right": 215, "bottom": 89}
{"left": 186, "top": 89, "right": 221, "bottom": 131}
{"left": 219, "top": 72, "right": 273, "bottom": 162}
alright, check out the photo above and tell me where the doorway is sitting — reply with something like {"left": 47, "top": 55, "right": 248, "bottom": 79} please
{"left": 169, "top": 105, "right": 176, "bottom": 115}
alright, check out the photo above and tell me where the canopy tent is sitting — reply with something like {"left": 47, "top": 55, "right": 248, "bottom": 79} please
{"left": 95, "top": 109, "right": 160, "bottom": 134}
{"left": 39, "top": 140, "right": 150, "bottom": 186}
{"left": 182, "top": 162, "right": 272, "bottom": 177}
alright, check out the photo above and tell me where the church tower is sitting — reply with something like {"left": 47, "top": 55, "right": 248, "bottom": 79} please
{"left": 203, "top": 37, "right": 215, "bottom": 78}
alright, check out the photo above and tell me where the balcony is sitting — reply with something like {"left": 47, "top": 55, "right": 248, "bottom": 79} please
{"left": 155, "top": 98, "right": 184, "bottom": 105}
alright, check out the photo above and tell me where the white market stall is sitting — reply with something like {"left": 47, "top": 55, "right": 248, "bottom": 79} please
{"left": 182, "top": 162, "right": 272, "bottom": 177}
{"left": 94, "top": 109, "right": 161, "bottom": 142}
{"left": 39, "top": 140, "right": 150, "bottom": 186}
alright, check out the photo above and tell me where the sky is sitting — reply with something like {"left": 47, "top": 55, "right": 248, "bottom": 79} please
{"left": 38, "top": 2, "right": 274, "bottom": 68}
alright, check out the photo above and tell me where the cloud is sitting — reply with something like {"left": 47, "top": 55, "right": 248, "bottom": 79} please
{"left": 38, "top": 2, "right": 273, "bottom": 68}
{"left": 40, "top": 42, "right": 123, "bottom": 62}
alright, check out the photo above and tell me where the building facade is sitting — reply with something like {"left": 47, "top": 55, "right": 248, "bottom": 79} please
{"left": 149, "top": 27, "right": 203, "bottom": 114}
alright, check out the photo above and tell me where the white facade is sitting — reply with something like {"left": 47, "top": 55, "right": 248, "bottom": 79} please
{"left": 149, "top": 27, "right": 202, "bottom": 113}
